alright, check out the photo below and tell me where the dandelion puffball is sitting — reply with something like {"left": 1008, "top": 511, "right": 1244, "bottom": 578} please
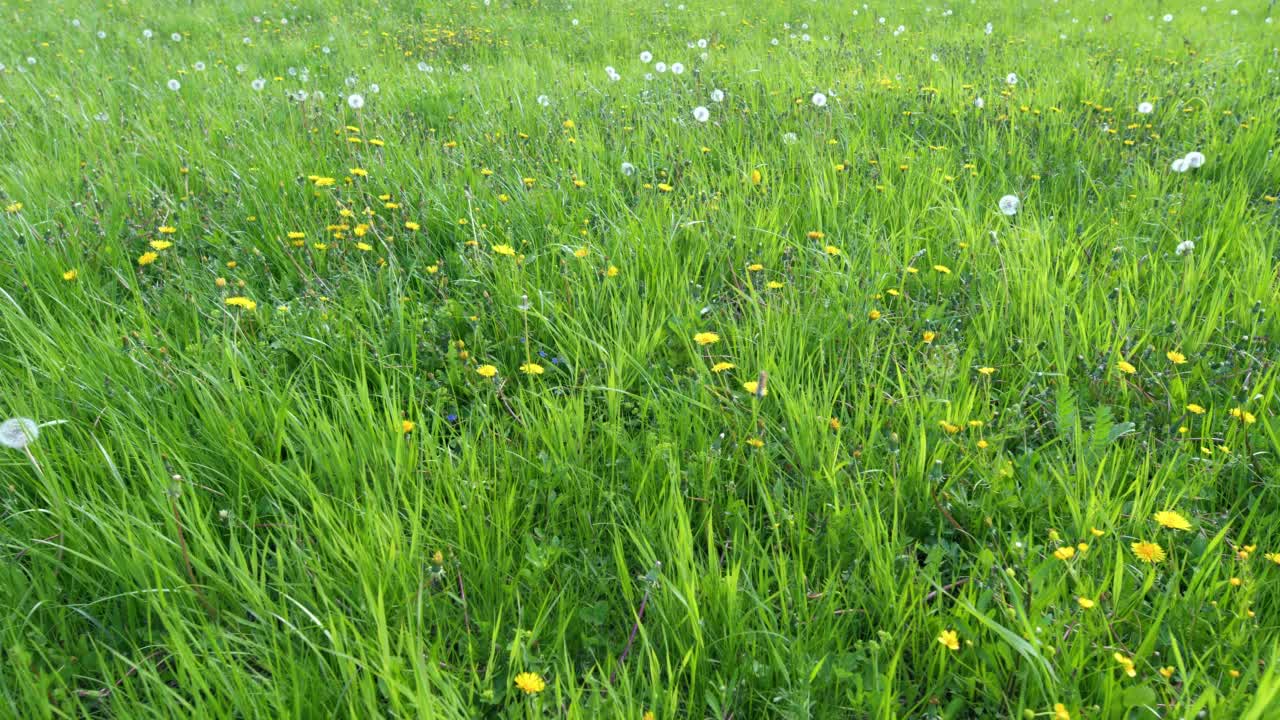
{"left": 1171, "top": 157, "right": 1191, "bottom": 173}
{"left": 640, "top": 51, "right": 653, "bottom": 63}
{"left": 998, "top": 194, "right": 1021, "bottom": 215}
{"left": 692, "top": 106, "right": 710, "bottom": 122}
{"left": 166, "top": 79, "right": 181, "bottom": 91}
{"left": 671, "top": 62, "right": 685, "bottom": 74}
{"left": 0, "top": 418, "right": 39, "bottom": 450}
{"left": 811, "top": 92, "right": 827, "bottom": 107}
{"left": 1184, "top": 152, "right": 1205, "bottom": 169}
{"left": 974, "top": 97, "right": 985, "bottom": 108}
{"left": 347, "top": 93, "right": 364, "bottom": 109}
{"left": 1137, "top": 101, "right": 1154, "bottom": 114}
{"left": 1005, "top": 72, "right": 1018, "bottom": 86}
{"left": 710, "top": 88, "right": 725, "bottom": 102}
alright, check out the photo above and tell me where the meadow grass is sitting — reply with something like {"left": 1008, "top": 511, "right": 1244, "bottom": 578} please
{"left": 2, "top": 0, "right": 1280, "bottom": 717}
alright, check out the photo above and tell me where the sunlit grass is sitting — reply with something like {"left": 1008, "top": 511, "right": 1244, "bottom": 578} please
{"left": 2, "top": 1, "right": 1280, "bottom": 717}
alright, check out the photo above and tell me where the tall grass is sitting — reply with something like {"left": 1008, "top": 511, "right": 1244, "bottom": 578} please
{"left": 2, "top": 0, "right": 1279, "bottom": 717}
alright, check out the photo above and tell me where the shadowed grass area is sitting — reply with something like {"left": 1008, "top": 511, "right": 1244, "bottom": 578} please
{"left": 2, "top": 0, "right": 1280, "bottom": 717}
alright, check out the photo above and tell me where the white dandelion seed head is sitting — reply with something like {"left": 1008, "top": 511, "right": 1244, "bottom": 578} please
{"left": 698, "top": 38, "right": 708, "bottom": 48}
{"left": 1184, "top": 151, "right": 1205, "bottom": 168}
{"left": 252, "top": 78, "right": 266, "bottom": 91}
{"left": 194, "top": 61, "right": 205, "bottom": 71}
{"left": 655, "top": 62, "right": 668, "bottom": 73}
{"left": 621, "top": 162, "right": 636, "bottom": 176}
{"left": 1005, "top": 72, "right": 1018, "bottom": 86}
{"left": 693, "top": 105, "right": 710, "bottom": 122}
{"left": 143, "top": 28, "right": 153, "bottom": 38}
{"left": 236, "top": 64, "right": 247, "bottom": 73}
{"left": 984, "top": 22, "right": 993, "bottom": 34}
{"left": 171, "top": 32, "right": 182, "bottom": 42}
{"left": 1163, "top": 14, "right": 1173, "bottom": 22}
{"left": 1137, "top": 102, "right": 1154, "bottom": 114}
{"left": 974, "top": 96, "right": 985, "bottom": 108}
{"left": 0, "top": 418, "right": 39, "bottom": 450}
{"left": 998, "top": 194, "right": 1021, "bottom": 215}
{"left": 811, "top": 92, "right": 827, "bottom": 107}
{"left": 671, "top": 62, "right": 685, "bottom": 74}
{"left": 369, "top": 83, "right": 380, "bottom": 93}
{"left": 347, "top": 93, "right": 364, "bottom": 109}
{"left": 97, "top": 30, "right": 106, "bottom": 39}
{"left": 1171, "top": 157, "right": 1191, "bottom": 173}
{"left": 640, "top": 51, "right": 653, "bottom": 63}
{"left": 1176, "top": 239, "right": 1196, "bottom": 256}
{"left": 537, "top": 94, "right": 550, "bottom": 107}
{"left": 167, "top": 78, "right": 180, "bottom": 91}
{"left": 710, "top": 88, "right": 725, "bottom": 102}
{"left": 782, "top": 131, "right": 798, "bottom": 145}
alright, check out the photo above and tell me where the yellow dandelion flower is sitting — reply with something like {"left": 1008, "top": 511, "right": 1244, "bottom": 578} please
{"left": 492, "top": 244, "right": 516, "bottom": 256}
{"left": 823, "top": 245, "right": 841, "bottom": 256}
{"left": 693, "top": 332, "right": 721, "bottom": 346}
{"left": 513, "top": 672, "right": 545, "bottom": 695}
{"left": 137, "top": 252, "right": 159, "bottom": 266}
{"left": 1131, "top": 541, "right": 1166, "bottom": 563}
{"left": 937, "top": 629, "right": 959, "bottom": 651}
{"left": 1116, "top": 360, "right": 1137, "bottom": 375}
{"left": 1077, "top": 597, "right": 1095, "bottom": 609}
{"left": 711, "top": 362, "right": 735, "bottom": 373}
{"left": 519, "top": 362, "right": 544, "bottom": 375}
{"left": 62, "top": 269, "right": 78, "bottom": 281}
{"left": 401, "top": 420, "right": 416, "bottom": 433}
{"left": 476, "top": 365, "right": 498, "bottom": 378}
{"left": 1166, "top": 350, "right": 1187, "bottom": 364}
{"left": 1186, "top": 404, "right": 1206, "bottom": 414}
{"left": 1053, "top": 546, "right": 1076, "bottom": 561}
{"left": 1153, "top": 510, "right": 1191, "bottom": 531}
{"left": 933, "top": 264, "right": 951, "bottom": 274}
{"left": 224, "top": 296, "right": 257, "bottom": 311}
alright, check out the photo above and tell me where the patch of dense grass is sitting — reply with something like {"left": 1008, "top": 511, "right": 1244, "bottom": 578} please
{"left": 2, "top": 1, "right": 1280, "bottom": 717}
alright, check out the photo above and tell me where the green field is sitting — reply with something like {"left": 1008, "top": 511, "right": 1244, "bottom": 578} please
{"left": 3, "top": 0, "right": 1280, "bottom": 717}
